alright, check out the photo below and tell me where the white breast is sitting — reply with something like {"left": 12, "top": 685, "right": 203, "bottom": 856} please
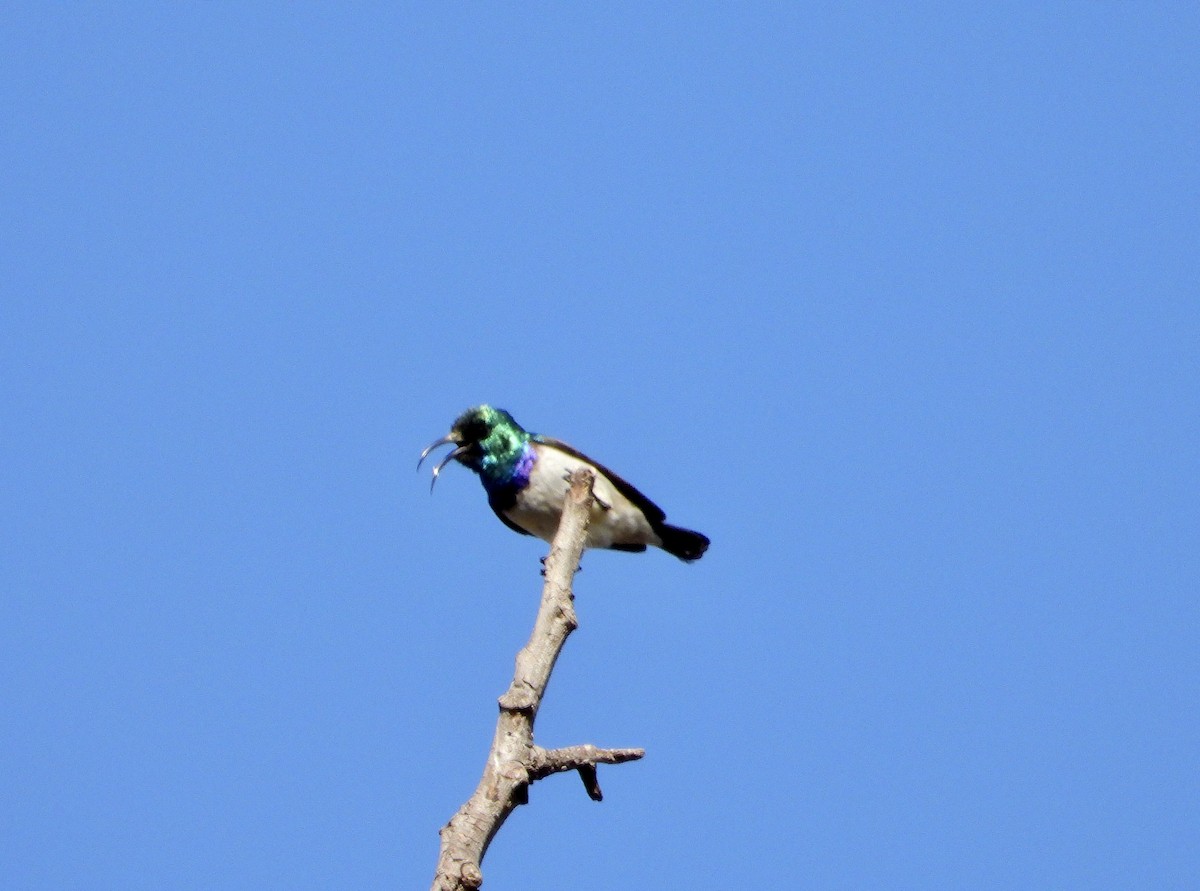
{"left": 507, "top": 446, "right": 662, "bottom": 550}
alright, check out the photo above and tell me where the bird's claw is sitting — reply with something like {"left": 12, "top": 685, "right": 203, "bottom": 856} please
{"left": 539, "top": 555, "right": 582, "bottom": 576}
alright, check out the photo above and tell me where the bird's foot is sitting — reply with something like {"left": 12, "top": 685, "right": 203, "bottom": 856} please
{"left": 539, "top": 555, "right": 583, "bottom": 576}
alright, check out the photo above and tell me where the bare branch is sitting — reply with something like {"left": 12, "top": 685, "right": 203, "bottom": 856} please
{"left": 430, "top": 469, "right": 644, "bottom": 891}
{"left": 530, "top": 744, "right": 646, "bottom": 801}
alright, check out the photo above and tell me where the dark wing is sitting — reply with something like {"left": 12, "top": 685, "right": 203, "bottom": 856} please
{"left": 487, "top": 489, "right": 534, "bottom": 536}
{"left": 532, "top": 434, "right": 668, "bottom": 527}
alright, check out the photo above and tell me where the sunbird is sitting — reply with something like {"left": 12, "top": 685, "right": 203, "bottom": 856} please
{"left": 420, "top": 405, "right": 709, "bottom": 562}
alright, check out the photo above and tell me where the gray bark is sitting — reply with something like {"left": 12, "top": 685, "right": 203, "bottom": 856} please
{"left": 430, "top": 469, "right": 644, "bottom": 890}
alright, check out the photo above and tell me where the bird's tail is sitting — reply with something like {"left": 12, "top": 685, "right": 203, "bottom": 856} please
{"left": 657, "top": 524, "right": 710, "bottom": 562}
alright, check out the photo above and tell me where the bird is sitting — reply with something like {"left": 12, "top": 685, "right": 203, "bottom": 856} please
{"left": 418, "top": 405, "right": 709, "bottom": 562}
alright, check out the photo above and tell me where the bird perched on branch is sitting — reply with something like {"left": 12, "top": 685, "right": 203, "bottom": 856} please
{"left": 419, "top": 405, "right": 709, "bottom": 562}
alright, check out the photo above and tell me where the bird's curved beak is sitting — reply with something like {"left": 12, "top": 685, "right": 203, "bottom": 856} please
{"left": 417, "top": 434, "right": 457, "bottom": 469}
{"left": 417, "top": 433, "right": 468, "bottom": 492}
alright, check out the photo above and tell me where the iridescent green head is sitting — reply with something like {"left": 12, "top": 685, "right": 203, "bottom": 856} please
{"left": 418, "top": 405, "right": 531, "bottom": 489}
{"left": 450, "top": 405, "right": 529, "bottom": 473}
{"left": 450, "top": 404, "right": 520, "bottom": 444}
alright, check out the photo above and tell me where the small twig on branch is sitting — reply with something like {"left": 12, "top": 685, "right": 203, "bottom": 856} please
{"left": 430, "top": 469, "right": 645, "bottom": 891}
{"left": 530, "top": 743, "right": 646, "bottom": 801}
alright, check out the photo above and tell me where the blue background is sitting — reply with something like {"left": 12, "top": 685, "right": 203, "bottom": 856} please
{"left": 2, "top": 5, "right": 1196, "bottom": 889}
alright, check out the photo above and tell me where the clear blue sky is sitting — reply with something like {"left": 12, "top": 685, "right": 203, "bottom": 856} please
{"left": 2, "top": 5, "right": 1196, "bottom": 889}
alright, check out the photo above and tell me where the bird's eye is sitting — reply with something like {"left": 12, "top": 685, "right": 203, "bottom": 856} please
{"left": 461, "top": 420, "right": 488, "bottom": 441}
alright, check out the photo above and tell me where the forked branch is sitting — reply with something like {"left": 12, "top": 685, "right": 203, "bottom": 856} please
{"left": 430, "top": 469, "right": 645, "bottom": 891}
